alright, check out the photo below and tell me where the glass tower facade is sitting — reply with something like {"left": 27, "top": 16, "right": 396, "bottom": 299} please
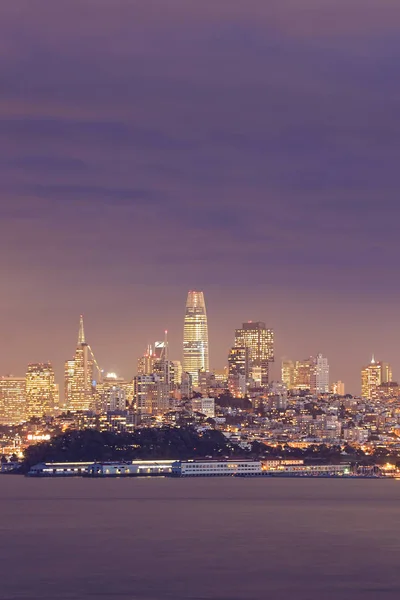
{"left": 183, "top": 291, "right": 209, "bottom": 386}
{"left": 65, "top": 316, "right": 94, "bottom": 412}
{"left": 234, "top": 321, "right": 274, "bottom": 388}
{"left": 26, "top": 363, "right": 58, "bottom": 418}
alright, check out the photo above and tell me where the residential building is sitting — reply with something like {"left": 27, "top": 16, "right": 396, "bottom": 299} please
{"left": 191, "top": 397, "right": 215, "bottom": 418}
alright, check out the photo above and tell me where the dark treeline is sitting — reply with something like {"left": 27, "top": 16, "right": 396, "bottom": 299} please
{"left": 21, "top": 427, "right": 399, "bottom": 471}
{"left": 22, "top": 427, "right": 239, "bottom": 470}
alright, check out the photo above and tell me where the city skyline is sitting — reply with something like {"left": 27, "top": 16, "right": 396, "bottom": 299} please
{"left": 1, "top": 2, "right": 400, "bottom": 396}
{"left": 0, "top": 292, "right": 397, "bottom": 397}
{"left": 1, "top": 4, "right": 399, "bottom": 600}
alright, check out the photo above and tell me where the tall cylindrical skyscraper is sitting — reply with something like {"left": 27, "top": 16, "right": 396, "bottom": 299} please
{"left": 183, "top": 291, "right": 209, "bottom": 386}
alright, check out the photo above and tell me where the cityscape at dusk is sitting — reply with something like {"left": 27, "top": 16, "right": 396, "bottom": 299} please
{"left": 2, "top": 2, "right": 400, "bottom": 600}
{"left": 2, "top": 2, "right": 400, "bottom": 395}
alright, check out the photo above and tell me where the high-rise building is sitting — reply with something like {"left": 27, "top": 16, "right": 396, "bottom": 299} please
{"left": 133, "top": 374, "right": 159, "bottom": 415}
{"left": 361, "top": 357, "right": 392, "bottom": 400}
{"left": 180, "top": 372, "right": 193, "bottom": 399}
{"left": 234, "top": 322, "right": 274, "bottom": 387}
{"left": 65, "top": 316, "right": 95, "bottom": 412}
{"left": 281, "top": 360, "right": 295, "bottom": 389}
{"left": 293, "top": 358, "right": 313, "bottom": 390}
{"left": 0, "top": 376, "right": 26, "bottom": 425}
{"left": 228, "top": 346, "right": 249, "bottom": 397}
{"left": 64, "top": 360, "right": 75, "bottom": 410}
{"left": 310, "top": 353, "right": 329, "bottom": 395}
{"left": 171, "top": 360, "right": 182, "bottom": 387}
{"left": 283, "top": 356, "right": 328, "bottom": 393}
{"left": 26, "top": 363, "right": 58, "bottom": 418}
{"left": 183, "top": 291, "right": 209, "bottom": 386}
{"left": 96, "top": 373, "right": 127, "bottom": 413}
{"left": 137, "top": 345, "right": 156, "bottom": 376}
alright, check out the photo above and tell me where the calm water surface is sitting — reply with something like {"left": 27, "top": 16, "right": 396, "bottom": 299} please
{"left": 0, "top": 476, "right": 399, "bottom": 599}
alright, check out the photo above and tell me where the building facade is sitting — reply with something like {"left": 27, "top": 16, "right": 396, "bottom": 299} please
{"left": 96, "top": 373, "right": 128, "bottom": 413}
{"left": 65, "top": 316, "right": 95, "bottom": 412}
{"left": 191, "top": 397, "right": 215, "bottom": 418}
{"left": 0, "top": 376, "right": 26, "bottom": 424}
{"left": 331, "top": 381, "right": 345, "bottom": 396}
{"left": 281, "top": 360, "right": 295, "bottom": 390}
{"left": 228, "top": 346, "right": 249, "bottom": 397}
{"left": 310, "top": 353, "right": 329, "bottom": 395}
{"left": 183, "top": 291, "right": 209, "bottom": 386}
{"left": 26, "top": 363, "right": 58, "bottom": 418}
{"left": 361, "top": 357, "right": 392, "bottom": 400}
{"left": 234, "top": 322, "right": 274, "bottom": 388}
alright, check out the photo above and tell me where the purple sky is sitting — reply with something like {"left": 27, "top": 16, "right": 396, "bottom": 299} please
{"left": 1, "top": 0, "right": 400, "bottom": 394}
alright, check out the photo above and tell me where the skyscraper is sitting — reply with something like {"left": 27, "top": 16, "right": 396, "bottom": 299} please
{"left": 96, "top": 373, "right": 127, "bottom": 413}
{"left": 361, "top": 356, "right": 392, "bottom": 400}
{"left": 310, "top": 353, "right": 329, "bottom": 395}
{"left": 234, "top": 321, "right": 274, "bottom": 387}
{"left": 0, "top": 376, "right": 26, "bottom": 424}
{"left": 137, "top": 345, "right": 156, "bottom": 376}
{"left": 281, "top": 360, "right": 295, "bottom": 389}
{"left": 228, "top": 346, "right": 249, "bottom": 397}
{"left": 183, "top": 291, "right": 209, "bottom": 386}
{"left": 26, "top": 363, "right": 58, "bottom": 418}
{"left": 65, "top": 316, "right": 95, "bottom": 412}
{"left": 133, "top": 374, "right": 159, "bottom": 415}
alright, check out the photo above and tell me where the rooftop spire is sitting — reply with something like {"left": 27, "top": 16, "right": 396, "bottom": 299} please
{"left": 78, "top": 314, "right": 86, "bottom": 345}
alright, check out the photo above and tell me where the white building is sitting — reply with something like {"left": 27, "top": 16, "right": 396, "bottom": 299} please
{"left": 310, "top": 353, "right": 329, "bottom": 394}
{"left": 191, "top": 397, "right": 215, "bottom": 418}
{"left": 172, "top": 460, "right": 262, "bottom": 477}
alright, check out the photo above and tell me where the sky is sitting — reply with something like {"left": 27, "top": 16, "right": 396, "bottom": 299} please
{"left": 1, "top": 0, "right": 400, "bottom": 394}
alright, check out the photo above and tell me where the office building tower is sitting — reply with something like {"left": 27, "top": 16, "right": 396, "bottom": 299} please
{"left": 281, "top": 360, "right": 295, "bottom": 389}
{"left": 152, "top": 333, "right": 173, "bottom": 410}
{"left": 228, "top": 346, "right": 249, "bottom": 397}
{"left": 171, "top": 360, "right": 182, "bottom": 387}
{"left": 137, "top": 345, "right": 156, "bottom": 376}
{"left": 331, "top": 381, "right": 345, "bottom": 396}
{"left": 198, "top": 371, "right": 213, "bottom": 396}
{"left": 181, "top": 372, "right": 193, "bottom": 399}
{"left": 293, "top": 358, "right": 313, "bottom": 390}
{"left": 66, "top": 316, "right": 95, "bottom": 412}
{"left": 234, "top": 322, "right": 274, "bottom": 387}
{"left": 26, "top": 363, "right": 57, "bottom": 418}
{"left": 97, "top": 373, "right": 127, "bottom": 413}
{"left": 310, "top": 353, "right": 329, "bottom": 395}
{"left": 183, "top": 290, "right": 209, "bottom": 386}
{"left": 0, "top": 376, "right": 26, "bottom": 425}
{"left": 133, "top": 374, "right": 160, "bottom": 415}
{"left": 64, "top": 360, "right": 75, "bottom": 409}
{"left": 361, "top": 357, "right": 392, "bottom": 400}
